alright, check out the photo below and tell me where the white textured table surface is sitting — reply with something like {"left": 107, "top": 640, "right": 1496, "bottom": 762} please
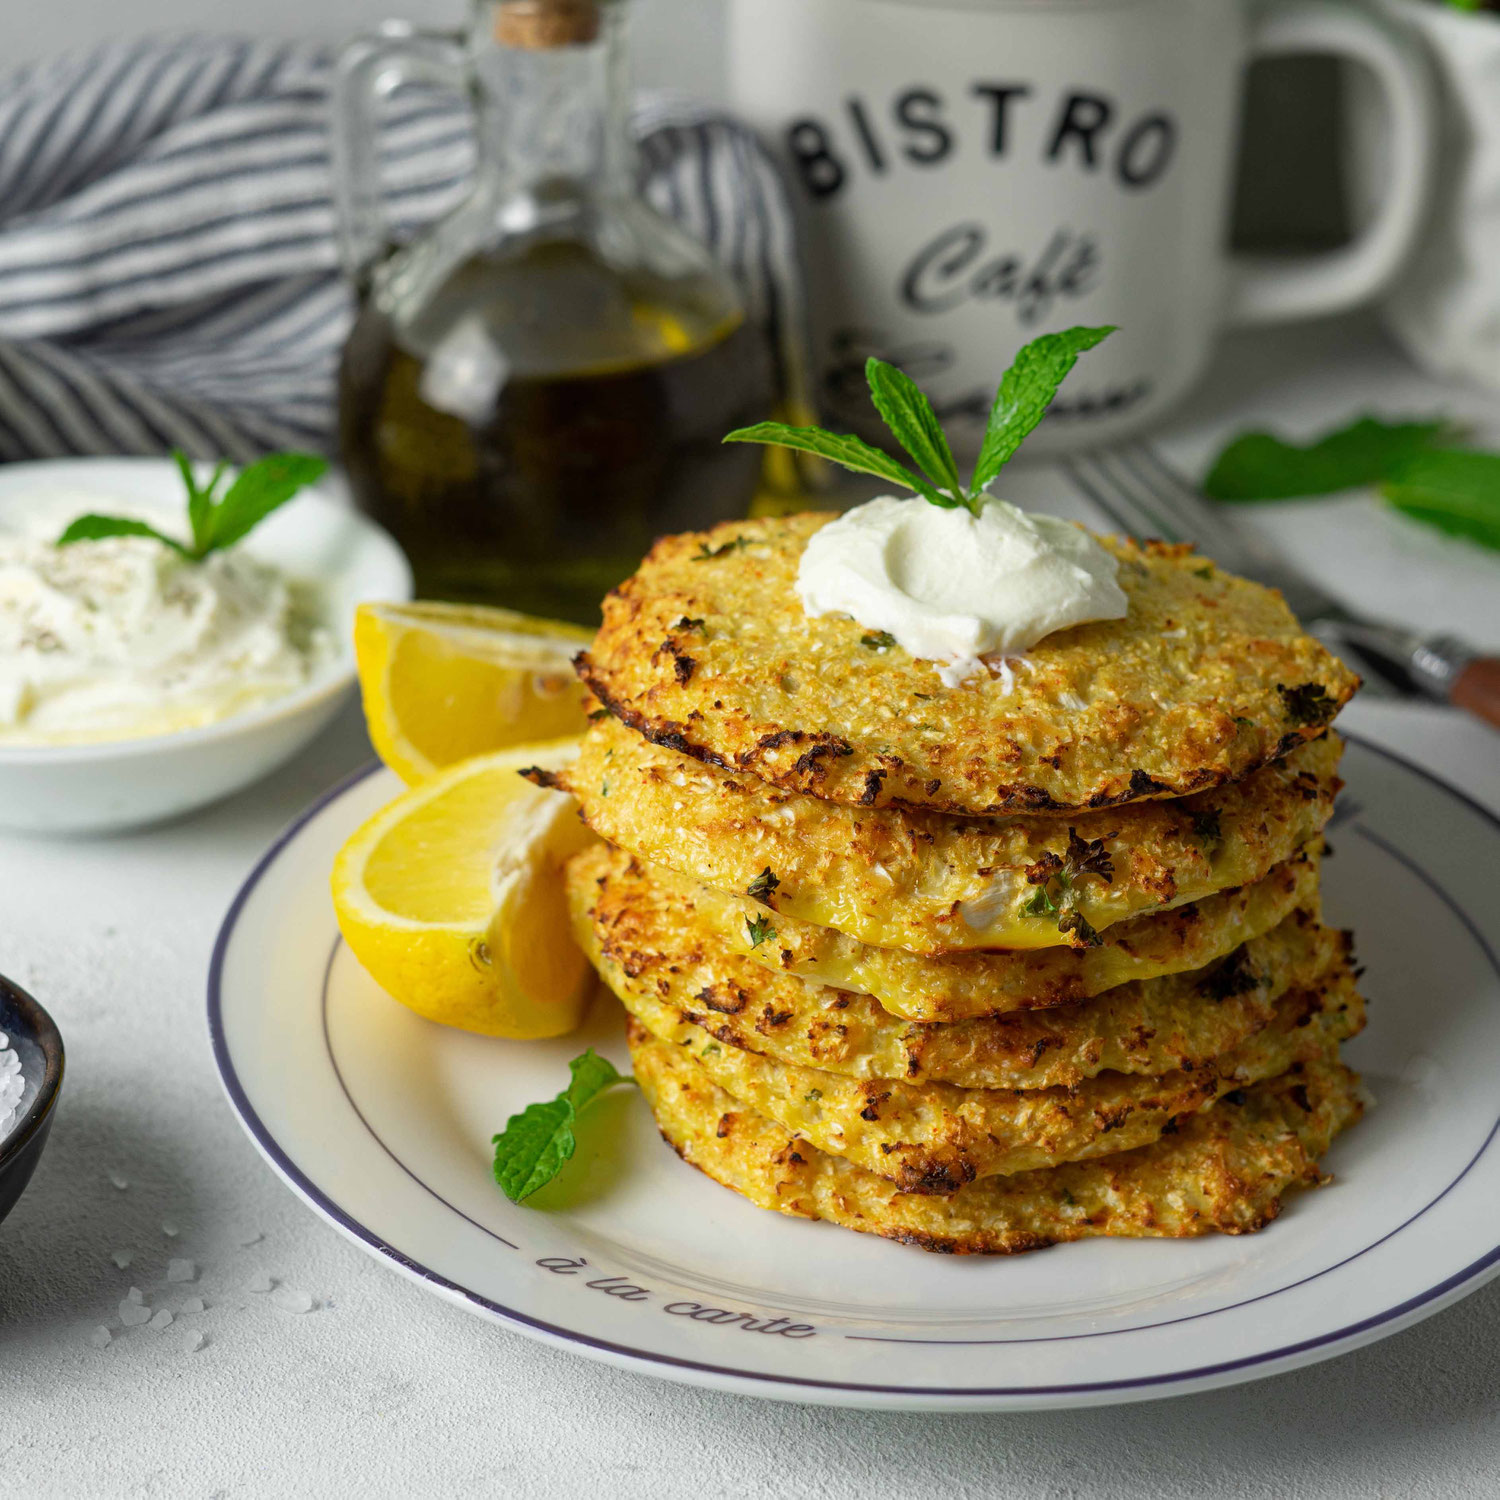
{"left": 4, "top": 318, "right": 1500, "bottom": 1499}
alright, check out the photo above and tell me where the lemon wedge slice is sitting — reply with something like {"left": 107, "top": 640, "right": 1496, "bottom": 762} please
{"left": 354, "top": 601, "right": 594, "bottom": 785}
{"left": 332, "top": 739, "right": 596, "bottom": 1038}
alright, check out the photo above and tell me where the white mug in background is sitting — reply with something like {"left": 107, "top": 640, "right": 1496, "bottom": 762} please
{"left": 727, "top": 0, "right": 1438, "bottom": 456}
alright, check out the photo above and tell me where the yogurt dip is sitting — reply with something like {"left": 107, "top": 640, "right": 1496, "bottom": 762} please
{"left": 0, "top": 504, "right": 333, "bottom": 746}
{"left": 796, "top": 494, "right": 1128, "bottom": 686}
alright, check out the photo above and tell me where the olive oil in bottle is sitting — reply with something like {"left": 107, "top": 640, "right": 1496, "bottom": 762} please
{"left": 333, "top": 0, "right": 776, "bottom": 623}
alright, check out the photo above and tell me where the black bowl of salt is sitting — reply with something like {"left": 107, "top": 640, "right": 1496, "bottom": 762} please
{"left": 0, "top": 973, "right": 64, "bottom": 1227}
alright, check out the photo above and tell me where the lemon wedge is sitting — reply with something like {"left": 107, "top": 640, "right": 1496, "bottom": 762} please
{"left": 331, "top": 739, "right": 596, "bottom": 1038}
{"left": 354, "top": 601, "right": 594, "bottom": 784}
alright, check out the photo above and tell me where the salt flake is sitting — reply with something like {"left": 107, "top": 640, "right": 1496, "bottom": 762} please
{"left": 110, "top": 1249, "right": 132, "bottom": 1270}
{"left": 166, "top": 1258, "right": 195, "bottom": 1283}
{"left": 181, "top": 1329, "right": 205, "bottom": 1354}
{"left": 119, "top": 1300, "right": 151, "bottom": 1327}
{"left": 109, "top": 1171, "right": 128, "bottom": 1191}
{"left": 180, "top": 1296, "right": 205, "bottom": 1315}
{"left": 148, "top": 1308, "right": 173, "bottom": 1331}
{"left": 161, "top": 1219, "right": 179, "bottom": 1238}
{"left": 246, "top": 1271, "right": 273, "bottom": 1293}
{"left": 126, "top": 1286, "right": 144, "bottom": 1305}
{"left": 88, "top": 1326, "right": 112, "bottom": 1348}
{"left": 271, "top": 1286, "right": 314, "bottom": 1314}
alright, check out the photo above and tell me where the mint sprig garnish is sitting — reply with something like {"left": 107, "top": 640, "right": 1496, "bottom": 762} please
{"left": 491, "top": 1049, "right": 634, "bottom": 1203}
{"left": 725, "top": 325, "right": 1116, "bottom": 515}
{"left": 58, "top": 449, "right": 328, "bottom": 561}
{"left": 1203, "top": 414, "right": 1500, "bottom": 553}
{"left": 972, "top": 326, "right": 1117, "bottom": 491}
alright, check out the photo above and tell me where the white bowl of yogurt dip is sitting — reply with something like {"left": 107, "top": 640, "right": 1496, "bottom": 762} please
{"left": 0, "top": 458, "right": 411, "bottom": 833}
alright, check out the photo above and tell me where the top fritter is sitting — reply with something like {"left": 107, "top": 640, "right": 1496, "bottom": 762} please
{"left": 578, "top": 513, "right": 1359, "bottom": 818}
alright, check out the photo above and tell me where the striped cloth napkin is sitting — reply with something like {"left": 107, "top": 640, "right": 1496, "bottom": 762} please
{"left": 0, "top": 35, "right": 805, "bottom": 463}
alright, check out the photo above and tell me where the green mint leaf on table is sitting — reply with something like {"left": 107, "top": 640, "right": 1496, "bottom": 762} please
{"left": 1382, "top": 450, "right": 1500, "bottom": 553}
{"left": 724, "top": 327, "right": 1116, "bottom": 513}
{"left": 56, "top": 515, "right": 192, "bottom": 558}
{"left": 491, "top": 1049, "right": 634, "bottom": 1204}
{"left": 1203, "top": 416, "right": 1456, "bottom": 501}
{"left": 58, "top": 448, "right": 327, "bottom": 561}
{"left": 865, "top": 358, "right": 964, "bottom": 503}
{"left": 971, "top": 326, "right": 1117, "bottom": 494}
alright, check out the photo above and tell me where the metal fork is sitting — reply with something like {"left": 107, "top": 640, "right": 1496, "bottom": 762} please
{"left": 1059, "top": 443, "right": 1500, "bottom": 727}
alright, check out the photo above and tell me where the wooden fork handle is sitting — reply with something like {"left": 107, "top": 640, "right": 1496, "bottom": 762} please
{"left": 1451, "top": 657, "right": 1500, "bottom": 732}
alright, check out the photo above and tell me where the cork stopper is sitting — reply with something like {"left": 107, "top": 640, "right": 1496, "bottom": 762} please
{"left": 495, "top": 0, "right": 602, "bottom": 48}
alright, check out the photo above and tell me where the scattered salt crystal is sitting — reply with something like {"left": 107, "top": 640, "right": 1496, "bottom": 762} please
{"left": 109, "top": 1171, "right": 128, "bottom": 1191}
{"left": 180, "top": 1296, "right": 205, "bottom": 1314}
{"left": 271, "top": 1286, "right": 313, "bottom": 1314}
{"left": 166, "top": 1258, "right": 195, "bottom": 1283}
{"left": 161, "top": 1220, "right": 179, "bottom": 1238}
{"left": 119, "top": 1300, "right": 151, "bottom": 1327}
{"left": 126, "top": 1287, "right": 144, "bottom": 1305}
{"left": 88, "top": 1326, "right": 112, "bottom": 1348}
{"left": 181, "top": 1329, "right": 205, "bottom": 1353}
{"left": 148, "top": 1308, "right": 174, "bottom": 1330}
{"left": 246, "top": 1271, "right": 273, "bottom": 1293}
{"left": 110, "top": 1250, "right": 132, "bottom": 1270}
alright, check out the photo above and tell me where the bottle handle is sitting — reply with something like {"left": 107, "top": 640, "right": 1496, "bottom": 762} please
{"left": 1226, "top": 0, "right": 1437, "bottom": 327}
{"left": 331, "top": 23, "right": 471, "bottom": 289}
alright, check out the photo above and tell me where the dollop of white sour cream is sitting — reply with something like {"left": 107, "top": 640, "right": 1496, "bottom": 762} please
{"left": 0, "top": 502, "right": 332, "bottom": 746}
{"left": 796, "top": 495, "right": 1127, "bottom": 686}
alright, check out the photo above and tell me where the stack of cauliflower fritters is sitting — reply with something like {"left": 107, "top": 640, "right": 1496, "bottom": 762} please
{"left": 554, "top": 513, "right": 1366, "bottom": 1255}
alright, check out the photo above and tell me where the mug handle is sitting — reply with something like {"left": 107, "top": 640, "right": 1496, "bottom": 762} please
{"left": 331, "top": 22, "right": 470, "bottom": 290}
{"left": 1227, "top": 0, "right": 1437, "bottom": 327}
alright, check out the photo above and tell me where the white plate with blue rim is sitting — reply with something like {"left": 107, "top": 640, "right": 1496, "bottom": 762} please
{"left": 210, "top": 733, "right": 1500, "bottom": 1410}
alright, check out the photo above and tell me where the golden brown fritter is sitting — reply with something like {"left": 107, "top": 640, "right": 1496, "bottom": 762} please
{"left": 633, "top": 1024, "right": 1364, "bottom": 1253}
{"left": 579, "top": 513, "right": 1359, "bottom": 817}
{"left": 618, "top": 967, "right": 1362, "bottom": 1194}
{"left": 572, "top": 840, "right": 1323, "bottom": 1020}
{"left": 570, "top": 844, "right": 1346, "bottom": 1090}
{"left": 556, "top": 716, "right": 1342, "bottom": 953}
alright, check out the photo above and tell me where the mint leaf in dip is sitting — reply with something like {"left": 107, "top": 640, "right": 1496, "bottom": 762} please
{"left": 58, "top": 449, "right": 327, "bottom": 561}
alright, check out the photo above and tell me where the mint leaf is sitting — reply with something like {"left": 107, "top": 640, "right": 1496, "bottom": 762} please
{"left": 865, "top": 358, "right": 964, "bottom": 507}
{"left": 491, "top": 1050, "right": 633, "bottom": 1203}
{"left": 174, "top": 450, "right": 228, "bottom": 554}
{"left": 1203, "top": 417, "right": 1455, "bottom": 501}
{"left": 57, "top": 514, "right": 191, "bottom": 557}
{"left": 724, "top": 421, "right": 951, "bottom": 507}
{"left": 725, "top": 330, "right": 1116, "bottom": 511}
{"left": 971, "top": 325, "right": 1116, "bottom": 493}
{"left": 1383, "top": 449, "right": 1500, "bottom": 552}
{"left": 204, "top": 452, "right": 328, "bottom": 552}
{"left": 59, "top": 450, "right": 326, "bottom": 562}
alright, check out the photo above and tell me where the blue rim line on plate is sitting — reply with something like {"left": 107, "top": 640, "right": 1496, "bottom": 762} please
{"left": 206, "top": 734, "right": 1500, "bottom": 1400}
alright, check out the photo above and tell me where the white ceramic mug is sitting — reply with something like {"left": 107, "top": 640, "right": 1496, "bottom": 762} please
{"left": 727, "top": 0, "right": 1438, "bottom": 455}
